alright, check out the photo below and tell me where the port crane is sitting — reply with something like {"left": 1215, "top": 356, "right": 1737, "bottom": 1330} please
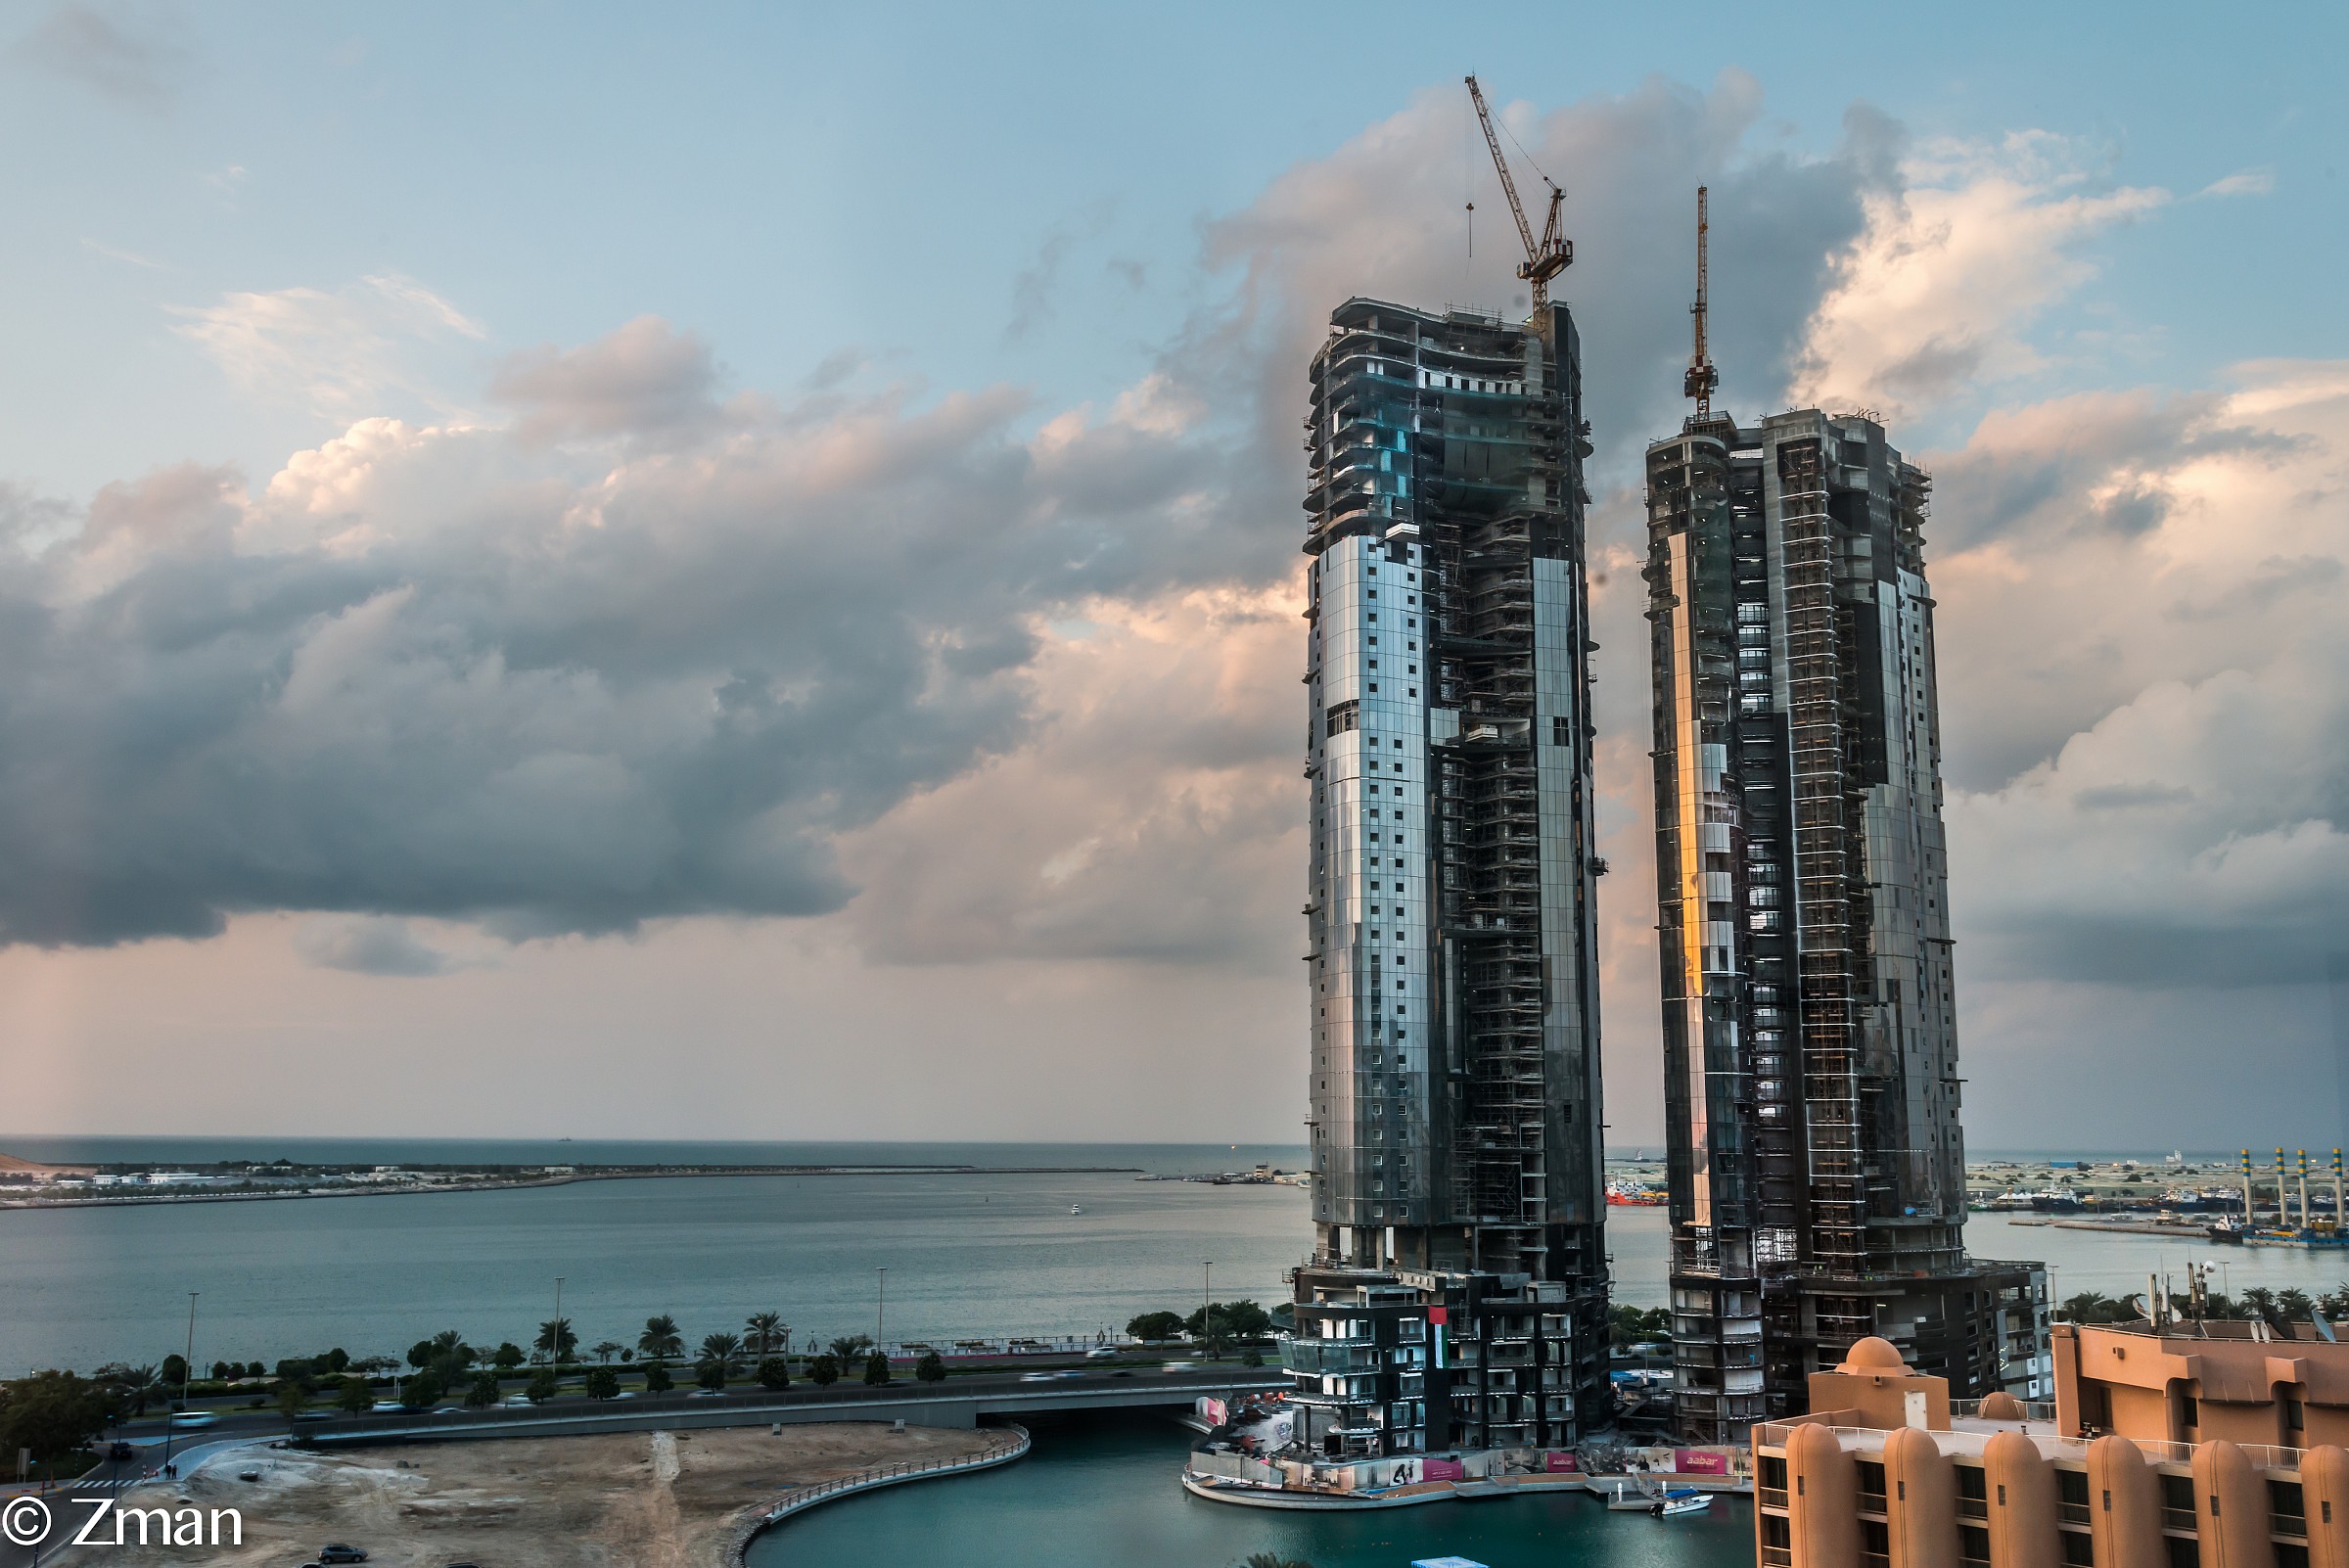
{"left": 1465, "top": 74, "right": 1573, "bottom": 314}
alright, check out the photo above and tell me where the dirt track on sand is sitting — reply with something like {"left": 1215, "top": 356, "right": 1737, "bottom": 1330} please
{"left": 53, "top": 1423, "right": 996, "bottom": 1567}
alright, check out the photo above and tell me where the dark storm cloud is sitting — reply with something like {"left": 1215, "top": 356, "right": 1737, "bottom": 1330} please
{"left": 1928, "top": 389, "right": 2306, "bottom": 553}
{"left": 1936, "top": 364, "right": 2349, "bottom": 997}
{"left": 293, "top": 915, "right": 461, "bottom": 977}
{"left": 0, "top": 323, "right": 1264, "bottom": 947}
{"left": 10, "top": 3, "right": 191, "bottom": 109}
{"left": 0, "top": 77, "right": 1893, "bottom": 959}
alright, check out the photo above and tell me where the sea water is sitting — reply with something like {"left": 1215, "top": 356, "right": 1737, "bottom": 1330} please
{"left": 751, "top": 1413, "right": 1758, "bottom": 1568}
{"left": 6, "top": 1138, "right": 2345, "bottom": 1376}
{"left": 0, "top": 1142, "right": 1308, "bottom": 1374}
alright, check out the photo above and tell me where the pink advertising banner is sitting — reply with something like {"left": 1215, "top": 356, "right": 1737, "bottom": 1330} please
{"left": 1543, "top": 1452, "right": 1580, "bottom": 1473}
{"left": 1424, "top": 1457, "right": 1466, "bottom": 1481}
{"left": 1674, "top": 1449, "right": 1730, "bottom": 1475}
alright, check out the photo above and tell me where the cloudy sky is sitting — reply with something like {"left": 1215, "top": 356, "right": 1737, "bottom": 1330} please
{"left": 1, "top": 1, "right": 2342, "bottom": 1150}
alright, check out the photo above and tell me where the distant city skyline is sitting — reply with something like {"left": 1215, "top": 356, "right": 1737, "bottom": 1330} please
{"left": 0, "top": 3, "right": 2343, "bottom": 1148}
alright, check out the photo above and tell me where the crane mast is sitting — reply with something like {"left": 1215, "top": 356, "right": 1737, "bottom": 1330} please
{"left": 1685, "top": 184, "right": 1719, "bottom": 416}
{"left": 1464, "top": 75, "right": 1572, "bottom": 316}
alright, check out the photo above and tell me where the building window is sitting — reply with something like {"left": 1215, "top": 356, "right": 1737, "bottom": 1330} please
{"left": 2060, "top": 1532, "right": 2095, "bottom": 1568}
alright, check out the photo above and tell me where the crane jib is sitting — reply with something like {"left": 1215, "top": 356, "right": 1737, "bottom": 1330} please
{"left": 1463, "top": 74, "right": 1574, "bottom": 310}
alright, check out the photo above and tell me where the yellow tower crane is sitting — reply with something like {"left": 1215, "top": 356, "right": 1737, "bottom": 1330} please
{"left": 1465, "top": 75, "right": 1572, "bottom": 317}
{"left": 1686, "top": 185, "right": 1720, "bottom": 415}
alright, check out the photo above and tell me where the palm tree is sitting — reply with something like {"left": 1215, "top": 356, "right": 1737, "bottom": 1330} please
{"left": 2279, "top": 1289, "right": 2317, "bottom": 1325}
{"left": 2060, "top": 1291, "right": 2117, "bottom": 1324}
{"left": 746, "top": 1312, "right": 786, "bottom": 1360}
{"left": 431, "top": 1329, "right": 471, "bottom": 1365}
{"left": 535, "top": 1317, "right": 577, "bottom": 1363}
{"left": 639, "top": 1314, "right": 684, "bottom": 1360}
{"left": 99, "top": 1363, "right": 161, "bottom": 1416}
{"left": 590, "top": 1341, "right": 623, "bottom": 1365}
{"left": 701, "top": 1332, "right": 745, "bottom": 1372}
{"left": 2242, "top": 1286, "right": 2287, "bottom": 1333}
{"left": 828, "top": 1334, "right": 873, "bottom": 1362}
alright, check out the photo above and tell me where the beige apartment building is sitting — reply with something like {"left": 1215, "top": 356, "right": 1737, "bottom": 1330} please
{"left": 1757, "top": 1319, "right": 2349, "bottom": 1568}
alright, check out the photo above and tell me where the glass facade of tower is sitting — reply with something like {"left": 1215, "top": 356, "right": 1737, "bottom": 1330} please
{"left": 1642, "top": 409, "right": 2049, "bottom": 1444}
{"left": 1288, "top": 298, "right": 1609, "bottom": 1458}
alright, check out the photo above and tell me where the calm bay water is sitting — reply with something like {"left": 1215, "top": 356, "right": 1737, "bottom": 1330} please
{"left": 0, "top": 1141, "right": 1308, "bottom": 1375}
{"left": 5, "top": 1136, "right": 2345, "bottom": 1376}
{"left": 753, "top": 1414, "right": 1756, "bottom": 1568}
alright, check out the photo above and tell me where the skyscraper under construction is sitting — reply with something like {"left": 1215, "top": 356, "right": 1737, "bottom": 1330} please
{"left": 1641, "top": 197, "right": 2047, "bottom": 1442}
{"left": 1287, "top": 295, "right": 1609, "bottom": 1458}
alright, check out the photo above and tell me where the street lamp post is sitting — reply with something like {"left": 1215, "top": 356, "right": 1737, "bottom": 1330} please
{"left": 876, "top": 1269, "right": 887, "bottom": 1355}
{"left": 181, "top": 1292, "right": 199, "bottom": 1408}
{"left": 1203, "top": 1260, "right": 1215, "bottom": 1362}
{"left": 159, "top": 1291, "right": 199, "bottom": 1478}
{"left": 553, "top": 1278, "right": 565, "bottom": 1369}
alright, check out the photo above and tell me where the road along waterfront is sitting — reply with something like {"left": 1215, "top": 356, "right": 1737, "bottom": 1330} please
{"left": 752, "top": 1413, "right": 1757, "bottom": 1568}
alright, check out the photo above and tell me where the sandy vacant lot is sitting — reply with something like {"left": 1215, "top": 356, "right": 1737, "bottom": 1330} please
{"left": 57, "top": 1422, "right": 998, "bottom": 1567}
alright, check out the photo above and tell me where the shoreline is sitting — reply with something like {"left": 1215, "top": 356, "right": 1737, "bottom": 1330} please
{"left": 0, "top": 1165, "right": 1147, "bottom": 1213}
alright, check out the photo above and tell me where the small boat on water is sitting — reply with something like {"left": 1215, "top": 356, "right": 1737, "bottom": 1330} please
{"left": 1652, "top": 1488, "right": 1715, "bottom": 1518}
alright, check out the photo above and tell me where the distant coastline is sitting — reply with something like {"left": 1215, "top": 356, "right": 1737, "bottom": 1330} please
{"left": 0, "top": 1163, "right": 1147, "bottom": 1212}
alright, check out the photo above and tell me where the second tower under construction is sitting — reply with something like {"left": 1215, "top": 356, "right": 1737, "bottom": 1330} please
{"left": 1641, "top": 404, "right": 2049, "bottom": 1442}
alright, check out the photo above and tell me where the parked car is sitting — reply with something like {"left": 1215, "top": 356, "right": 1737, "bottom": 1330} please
{"left": 318, "top": 1547, "right": 368, "bottom": 1564}
{"left": 237, "top": 1468, "right": 260, "bottom": 1482}
{"left": 108, "top": 1441, "right": 135, "bottom": 1459}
